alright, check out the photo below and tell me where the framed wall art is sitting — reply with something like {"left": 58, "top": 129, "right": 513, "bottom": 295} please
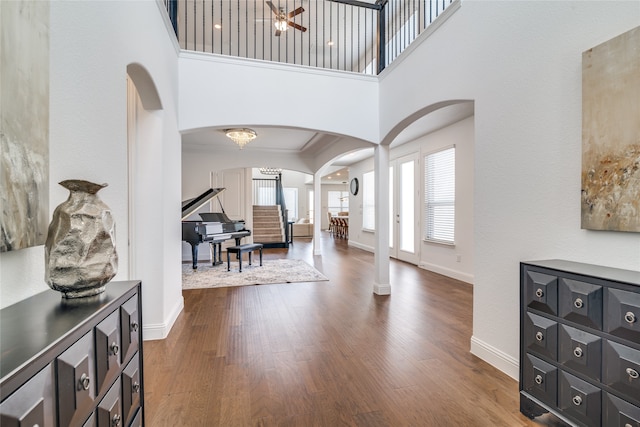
{"left": 581, "top": 26, "right": 640, "bottom": 233}
{"left": 0, "top": 0, "right": 50, "bottom": 251}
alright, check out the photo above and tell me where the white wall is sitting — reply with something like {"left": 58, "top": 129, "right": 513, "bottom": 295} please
{"left": 283, "top": 170, "right": 313, "bottom": 222}
{"left": 348, "top": 116, "right": 475, "bottom": 284}
{"left": 0, "top": 2, "right": 183, "bottom": 341}
{"left": 179, "top": 52, "right": 379, "bottom": 144}
{"left": 379, "top": 1, "right": 640, "bottom": 377}
{"left": 418, "top": 117, "right": 474, "bottom": 284}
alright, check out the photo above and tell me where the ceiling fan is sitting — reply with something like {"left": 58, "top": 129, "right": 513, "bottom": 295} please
{"left": 265, "top": 1, "right": 307, "bottom": 36}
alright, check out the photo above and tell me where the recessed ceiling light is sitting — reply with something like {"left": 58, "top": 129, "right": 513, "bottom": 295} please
{"left": 214, "top": 24, "right": 222, "bottom": 29}
{"left": 327, "top": 40, "right": 334, "bottom": 46}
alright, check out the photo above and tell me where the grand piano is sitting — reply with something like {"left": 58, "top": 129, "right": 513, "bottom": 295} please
{"left": 182, "top": 188, "right": 251, "bottom": 269}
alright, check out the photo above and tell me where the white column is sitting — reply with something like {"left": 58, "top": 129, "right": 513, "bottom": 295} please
{"left": 313, "top": 171, "right": 322, "bottom": 256}
{"left": 374, "top": 144, "right": 391, "bottom": 295}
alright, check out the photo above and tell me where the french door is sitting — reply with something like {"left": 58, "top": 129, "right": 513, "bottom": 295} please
{"left": 389, "top": 153, "right": 420, "bottom": 264}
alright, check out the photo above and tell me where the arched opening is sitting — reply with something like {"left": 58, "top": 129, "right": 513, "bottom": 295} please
{"left": 127, "top": 63, "right": 182, "bottom": 340}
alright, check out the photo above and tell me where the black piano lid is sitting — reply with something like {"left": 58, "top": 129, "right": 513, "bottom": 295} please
{"left": 181, "top": 188, "right": 225, "bottom": 220}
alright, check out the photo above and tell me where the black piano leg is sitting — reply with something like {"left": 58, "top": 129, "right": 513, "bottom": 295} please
{"left": 190, "top": 243, "right": 199, "bottom": 269}
{"left": 210, "top": 243, "right": 223, "bottom": 266}
{"left": 211, "top": 243, "right": 222, "bottom": 265}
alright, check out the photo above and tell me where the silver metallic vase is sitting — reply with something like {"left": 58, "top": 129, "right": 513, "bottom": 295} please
{"left": 45, "top": 180, "right": 118, "bottom": 298}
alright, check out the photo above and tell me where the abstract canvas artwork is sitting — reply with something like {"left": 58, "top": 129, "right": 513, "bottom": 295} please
{"left": 0, "top": 1, "right": 50, "bottom": 251}
{"left": 581, "top": 26, "right": 640, "bottom": 233}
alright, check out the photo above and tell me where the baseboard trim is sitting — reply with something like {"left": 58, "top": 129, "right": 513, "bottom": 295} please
{"left": 143, "top": 295, "right": 184, "bottom": 341}
{"left": 419, "top": 262, "right": 474, "bottom": 284}
{"left": 373, "top": 282, "right": 391, "bottom": 295}
{"left": 347, "top": 240, "right": 374, "bottom": 252}
{"left": 470, "top": 335, "right": 519, "bottom": 380}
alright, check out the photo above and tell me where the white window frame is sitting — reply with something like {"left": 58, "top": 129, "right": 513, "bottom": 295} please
{"left": 283, "top": 187, "right": 298, "bottom": 221}
{"left": 327, "top": 190, "right": 349, "bottom": 215}
{"left": 424, "top": 146, "right": 455, "bottom": 245}
{"left": 362, "top": 171, "right": 375, "bottom": 231}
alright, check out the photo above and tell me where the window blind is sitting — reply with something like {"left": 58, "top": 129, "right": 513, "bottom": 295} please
{"left": 362, "top": 171, "right": 375, "bottom": 230}
{"left": 424, "top": 146, "right": 455, "bottom": 244}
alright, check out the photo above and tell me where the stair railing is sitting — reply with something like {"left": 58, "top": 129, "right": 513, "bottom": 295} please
{"left": 274, "top": 174, "right": 289, "bottom": 244}
{"left": 163, "top": 0, "right": 456, "bottom": 75}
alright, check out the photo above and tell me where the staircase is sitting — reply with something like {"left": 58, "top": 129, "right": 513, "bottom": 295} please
{"left": 253, "top": 205, "right": 287, "bottom": 248}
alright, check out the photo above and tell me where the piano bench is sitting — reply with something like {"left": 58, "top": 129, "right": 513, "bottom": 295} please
{"left": 226, "top": 243, "right": 263, "bottom": 272}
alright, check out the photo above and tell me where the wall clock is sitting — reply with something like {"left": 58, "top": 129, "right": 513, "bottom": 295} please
{"left": 350, "top": 178, "right": 359, "bottom": 195}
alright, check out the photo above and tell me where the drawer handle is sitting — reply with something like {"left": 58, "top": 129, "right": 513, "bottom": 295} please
{"left": 534, "top": 375, "right": 543, "bottom": 385}
{"left": 625, "top": 311, "right": 636, "bottom": 325}
{"left": 112, "top": 413, "right": 121, "bottom": 426}
{"left": 627, "top": 368, "right": 639, "bottom": 379}
{"left": 110, "top": 342, "right": 120, "bottom": 356}
{"left": 78, "top": 373, "right": 91, "bottom": 391}
{"left": 572, "top": 395, "right": 582, "bottom": 406}
{"left": 132, "top": 381, "right": 141, "bottom": 393}
{"left": 535, "top": 332, "right": 544, "bottom": 342}
{"left": 131, "top": 322, "right": 139, "bottom": 332}
{"left": 535, "top": 288, "right": 544, "bottom": 298}
{"left": 574, "top": 298, "right": 583, "bottom": 309}
{"left": 573, "top": 347, "right": 583, "bottom": 358}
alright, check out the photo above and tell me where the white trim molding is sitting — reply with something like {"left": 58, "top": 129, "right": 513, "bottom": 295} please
{"left": 347, "top": 240, "right": 375, "bottom": 253}
{"left": 419, "top": 261, "right": 473, "bottom": 284}
{"left": 143, "top": 296, "right": 184, "bottom": 341}
{"left": 374, "top": 282, "right": 391, "bottom": 295}
{"left": 470, "top": 335, "right": 519, "bottom": 380}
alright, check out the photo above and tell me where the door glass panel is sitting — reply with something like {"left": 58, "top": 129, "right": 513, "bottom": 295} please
{"left": 400, "top": 161, "right": 414, "bottom": 253}
{"left": 389, "top": 166, "right": 394, "bottom": 248}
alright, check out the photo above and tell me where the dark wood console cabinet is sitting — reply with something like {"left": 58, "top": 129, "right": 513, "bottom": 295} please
{"left": 0, "top": 281, "right": 143, "bottom": 427}
{"left": 520, "top": 260, "right": 640, "bottom": 427}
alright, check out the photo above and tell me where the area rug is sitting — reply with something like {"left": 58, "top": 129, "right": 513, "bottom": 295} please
{"left": 182, "top": 258, "right": 329, "bottom": 289}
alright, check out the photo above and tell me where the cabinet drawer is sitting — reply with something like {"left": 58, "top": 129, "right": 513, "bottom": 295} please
{"left": 605, "top": 288, "right": 640, "bottom": 344}
{"left": 558, "top": 324, "right": 602, "bottom": 381}
{"left": 558, "top": 371, "right": 601, "bottom": 427}
{"left": 523, "top": 353, "right": 558, "bottom": 407}
{"left": 525, "top": 270, "right": 558, "bottom": 315}
{"left": 95, "top": 310, "right": 122, "bottom": 397}
{"left": 603, "top": 393, "right": 640, "bottom": 427}
{"left": 603, "top": 340, "right": 640, "bottom": 405}
{"left": 524, "top": 312, "right": 558, "bottom": 360}
{"left": 122, "top": 355, "right": 141, "bottom": 426}
{"left": 559, "top": 278, "right": 603, "bottom": 330}
{"left": 57, "top": 331, "right": 96, "bottom": 427}
{"left": 97, "top": 378, "right": 122, "bottom": 427}
{"left": 121, "top": 295, "right": 140, "bottom": 363}
{"left": 0, "top": 364, "right": 55, "bottom": 427}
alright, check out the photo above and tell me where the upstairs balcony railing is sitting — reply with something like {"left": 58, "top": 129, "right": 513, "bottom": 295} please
{"left": 164, "top": 0, "right": 455, "bottom": 75}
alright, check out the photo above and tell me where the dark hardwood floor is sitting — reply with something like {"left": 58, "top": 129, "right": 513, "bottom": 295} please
{"left": 144, "top": 234, "right": 566, "bottom": 426}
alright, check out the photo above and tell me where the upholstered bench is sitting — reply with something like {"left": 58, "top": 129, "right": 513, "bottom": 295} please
{"left": 226, "top": 243, "right": 263, "bottom": 272}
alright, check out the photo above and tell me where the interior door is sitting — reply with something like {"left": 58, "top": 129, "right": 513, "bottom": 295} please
{"left": 390, "top": 153, "right": 419, "bottom": 264}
